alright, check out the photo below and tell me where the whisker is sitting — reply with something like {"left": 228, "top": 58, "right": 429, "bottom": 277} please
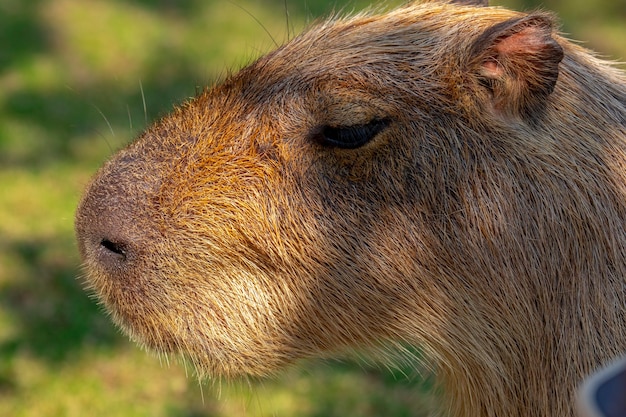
{"left": 225, "top": 0, "right": 279, "bottom": 48}
{"left": 139, "top": 79, "right": 148, "bottom": 127}
{"left": 283, "top": 0, "right": 291, "bottom": 41}
{"left": 126, "top": 104, "right": 133, "bottom": 132}
{"left": 91, "top": 103, "right": 115, "bottom": 139}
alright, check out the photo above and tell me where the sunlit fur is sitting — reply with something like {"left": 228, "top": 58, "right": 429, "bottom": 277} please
{"left": 75, "top": 1, "right": 626, "bottom": 416}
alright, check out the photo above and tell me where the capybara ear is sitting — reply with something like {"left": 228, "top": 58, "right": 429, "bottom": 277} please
{"left": 469, "top": 14, "right": 564, "bottom": 121}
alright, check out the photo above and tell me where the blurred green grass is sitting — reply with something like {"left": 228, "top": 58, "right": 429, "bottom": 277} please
{"left": 0, "top": 1, "right": 624, "bottom": 416}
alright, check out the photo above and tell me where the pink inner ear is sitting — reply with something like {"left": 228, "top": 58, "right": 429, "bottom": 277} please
{"left": 471, "top": 14, "right": 563, "bottom": 119}
{"left": 496, "top": 26, "right": 546, "bottom": 55}
{"left": 481, "top": 25, "right": 550, "bottom": 79}
{"left": 482, "top": 59, "right": 503, "bottom": 78}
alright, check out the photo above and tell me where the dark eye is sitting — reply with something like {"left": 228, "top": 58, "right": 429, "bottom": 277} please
{"left": 311, "top": 118, "right": 391, "bottom": 149}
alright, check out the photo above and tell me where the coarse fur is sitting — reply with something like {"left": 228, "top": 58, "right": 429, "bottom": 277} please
{"left": 75, "top": 1, "right": 626, "bottom": 416}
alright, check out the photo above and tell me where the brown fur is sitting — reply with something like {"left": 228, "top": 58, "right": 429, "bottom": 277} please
{"left": 75, "top": 1, "right": 626, "bottom": 416}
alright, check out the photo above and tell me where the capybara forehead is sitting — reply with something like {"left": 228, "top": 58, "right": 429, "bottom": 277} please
{"left": 206, "top": 3, "right": 525, "bottom": 114}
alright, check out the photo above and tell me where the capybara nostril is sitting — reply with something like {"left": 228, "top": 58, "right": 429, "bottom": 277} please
{"left": 76, "top": 206, "right": 142, "bottom": 273}
{"left": 75, "top": 0, "right": 626, "bottom": 416}
{"left": 75, "top": 155, "right": 164, "bottom": 276}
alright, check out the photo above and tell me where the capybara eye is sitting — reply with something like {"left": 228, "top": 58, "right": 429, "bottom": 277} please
{"left": 100, "top": 239, "right": 127, "bottom": 258}
{"left": 313, "top": 118, "right": 391, "bottom": 149}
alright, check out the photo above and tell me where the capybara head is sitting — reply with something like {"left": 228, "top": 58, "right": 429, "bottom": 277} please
{"left": 75, "top": 1, "right": 626, "bottom": 416}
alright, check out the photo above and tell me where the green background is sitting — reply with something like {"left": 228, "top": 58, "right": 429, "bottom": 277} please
{"left": 1, "top": 0, "right": 625, "bottom": 416}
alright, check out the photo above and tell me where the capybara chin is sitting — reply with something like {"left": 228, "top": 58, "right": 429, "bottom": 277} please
{"left": 75, "top": 0, "right": 626, "bottom": 415}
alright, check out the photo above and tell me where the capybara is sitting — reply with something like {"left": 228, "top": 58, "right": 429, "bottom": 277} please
{"left": 75, "top": 0, "right": 626, "bottom": 416}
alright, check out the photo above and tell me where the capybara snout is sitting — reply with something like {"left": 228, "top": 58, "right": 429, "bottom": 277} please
{"left": 76, "top": 1, "right": 626, "bottom": 416}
